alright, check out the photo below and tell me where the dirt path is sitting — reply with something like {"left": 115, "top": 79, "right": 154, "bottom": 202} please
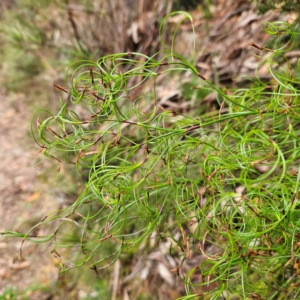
{"left": 0, "top": 91, "right": 60, "bottom": 299}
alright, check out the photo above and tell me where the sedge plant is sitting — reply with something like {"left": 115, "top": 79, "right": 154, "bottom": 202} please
{"left": 2, "top": 12, "right": 300, "bottom": 299}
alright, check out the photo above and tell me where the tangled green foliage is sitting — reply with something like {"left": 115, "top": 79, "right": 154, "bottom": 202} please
{"left": 253, "top": 0, "right": 300, "bottom": 23}
{"left": 3, "top": 12, "right": 300, "bottom": 299}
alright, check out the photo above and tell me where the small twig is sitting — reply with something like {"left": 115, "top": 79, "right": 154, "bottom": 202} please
{"left": 249, "top": 42, "right": 274, "bottom": 52}
{"left": 90, "top": 66, "right": 94, "bottom": 84}
{"left": 92, "top": 92, "right": 105, "bottom": 101}
{"left": 197, "top": 72, "right": 207, "bottom": 81}
{"left": 35, "top": 216, "right": 48, "bottom": 237}
{"left": 46, "top": 126, "right": 63, "bottom": 139}
{"left": 53, "top": 84, "right": 68, "bottom": 93}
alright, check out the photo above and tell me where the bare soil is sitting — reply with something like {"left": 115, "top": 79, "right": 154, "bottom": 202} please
{"left": 0, "top": 91, "right": 64, "bottom": 299}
